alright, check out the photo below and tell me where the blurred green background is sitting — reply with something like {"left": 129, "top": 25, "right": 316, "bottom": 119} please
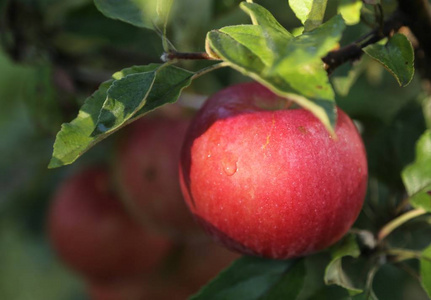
{"left": 0, "top": 0, "right": 429, "bottom": 299}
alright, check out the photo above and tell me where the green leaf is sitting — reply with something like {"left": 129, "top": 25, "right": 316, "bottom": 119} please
{"left": 48, "top": 80, "right": 113, "bottom": 169}
{"left": 288, "top": 0, "right": 329, "bottom": 31}
{"left": 402, "top": 130, "right": 431, "bottom": 212}
{"left": 49, "top": 64, "right": 194, "bottom": 168}
{"left": 190, "top": 257, "right": 303, "bottom": 300}
{"left": 363, "top": 33, "right": 415, "bottom": 87}
{"left": 260, "top": 260, "right": 306, "bottom": 300}
{"left": 92, "top": 68, "right": 157, "bottom": 136}
{"left": 240, "top": 2, "right": 294, "bottom": 62}
{"left": 93, "top": 0, "right": 173, "bottom": 29}
{"left": 420, "top": 244, "right": 431, "bottom": 298}
{"left": 207, "top": 29, "right": 337, "bottom": 135}
{"left": 338, "top": 0, "right": 363, "bottom": 26}
{"left": 324, "top": 234, "right": 363, "bottom": 295}
{"left": 332, "top": 60, "right": 365, "bottom": 96}
{"left": 206, "top": 3, "right": 345, "bottom": 135}
{"left": 240, "top": 2, "right": 293, "bottom": 37}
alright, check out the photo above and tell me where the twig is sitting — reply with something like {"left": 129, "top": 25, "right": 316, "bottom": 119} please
{"left": 161, "top": 50, "right": 216, "bottom": 62}
{"left": 377, "top": 208, "right": 427, "bottom": 242}
{"left": 322, "top": 9, "right": 405, "bottom": 74}
{"left": 164, "top": 10, "right": 406, "bottom": 76}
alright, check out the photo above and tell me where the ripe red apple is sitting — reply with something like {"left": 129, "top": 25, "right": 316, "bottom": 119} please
{"left": 179, "top": 82, "right": 368, "bottom": 259}
{"left": 114, "top": 116, "right": 198, "bottom": 237}
{"left": 48, "top": 166, "right": 173, "bottom": 280}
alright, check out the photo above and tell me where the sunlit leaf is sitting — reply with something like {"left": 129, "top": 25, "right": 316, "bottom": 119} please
{"left": 49, "top": 64, "right": 194, "bottom": 168}
{"left": 363, "top": 33, "right": 415, "bottom": 87}
{"left": 240, "top": 2, "right": 293, "bottom": 37}
{"left": 288, "top": 0, "right": 329, "bottom": 31}
{"left": 94, "top": 0, "right": 174, "bottom": 29}
{"left": 48, "top": 80, "right": 113, "bottom": 169}
{"left": 402, "top": 130, "right": 431, "bottom": 212}
{"left": 206, "top": 3, "right": 346, "bottom": 135}
{"left": 338, "top": 0, "right": 363, "bottom": 26}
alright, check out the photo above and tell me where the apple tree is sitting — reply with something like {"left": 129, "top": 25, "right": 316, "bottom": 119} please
{"left": 1, "top": 0, "right": 431, "bottom": 299}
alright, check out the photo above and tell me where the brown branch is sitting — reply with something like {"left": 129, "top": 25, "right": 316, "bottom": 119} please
{"left": 163, "top": 2, "right": 431, "bottom": 82}
{"left": 161, "top": 50, "right": 214, "bottom": 62}
{"left": 322, "top": 9, "right": 406, "bottom": 74}
{"left": 164, "top": 11, "right": 407, "bottom": 76}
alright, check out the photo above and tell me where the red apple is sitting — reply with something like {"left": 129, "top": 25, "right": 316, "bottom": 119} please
{"left": 48, "top": 166, "right": 173, "bottom": 280}
{"left": 179, "top": 82, "right": 368, "bottom": 259}
{"left": 114, "top": 117, "right": 198, "bottom": 237}
{"left": 87, "top": 238, "right": 239, "bottom": 300}
{"left": 174, "top": 239, "right": 240, "bottom": 295}
{"left": 87, "top": 271, "right": 191, "bottom": 300}
{"left": 88, "top": 278, "right": 147, "bottom": 300}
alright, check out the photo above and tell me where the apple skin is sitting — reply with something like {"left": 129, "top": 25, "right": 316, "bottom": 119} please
{"left": 115, "top": 117, "right": 198, "bottom": 236}
{"left": 179, "top": 82, "right": 368, "bottom": 259}
{"left": 48, "top": 167, "right": 173, "bottom": 280}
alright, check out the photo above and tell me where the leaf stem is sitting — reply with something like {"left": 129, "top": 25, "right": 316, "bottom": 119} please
{"left": 374, "top": 4, "right": 385, "bottom": 35}
{"left": 191, "top": 62, "right": 230, "bottom": 80}
{"left": 377, "top": 208, "right": 427, "bottom": 242}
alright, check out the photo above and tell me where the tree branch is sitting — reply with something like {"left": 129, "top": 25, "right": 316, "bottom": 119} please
{"left": 164, "top": 10, "right": 407, "bottom": 76}
{"left": 163, "top": 2, "right": 431, "bottom": 81}
{"left": 322, "top": 10, "right": 406, "bottom": 74}
{"left": 161, "top": 50, "right": 214, "bottom": 62}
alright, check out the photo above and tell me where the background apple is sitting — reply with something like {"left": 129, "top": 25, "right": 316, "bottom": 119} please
{"left": 114, "top": 116, "right": 198, "bottom": 238}
{"left": 86, "top": 237, "right": 239, "bottom": 300}
{"left": 173, "top": 239, "right": 240, "bottom": 294}
{"left": 87, "top": 278, "right": 148, "bottom": 300}
{"left": 47, "top": 166, "right": 173, "bottom": 281}
{"left": 180, "top": 82, "right": 368, "bottom": 259}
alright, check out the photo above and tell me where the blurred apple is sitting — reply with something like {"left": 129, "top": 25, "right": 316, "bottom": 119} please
{"left": 48, "top": 166, "right": 173, "bottom": 281}
{"left": 175, "top": 238, "right": 240, "bottom": 295}
{"left": 87, "top": 237, "right": 239, "bottom": 300}
{"left": 114, "top": 116, "right": 198, "bottom": 237}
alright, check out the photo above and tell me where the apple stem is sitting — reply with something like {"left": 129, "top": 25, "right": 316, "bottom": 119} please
{"left": 377, "top": 208, "right": 427, "bottom": 242}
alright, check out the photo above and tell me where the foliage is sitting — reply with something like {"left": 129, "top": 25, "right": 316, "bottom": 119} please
{"left": 0, "top": 0, "right": 430, "bottom": 299}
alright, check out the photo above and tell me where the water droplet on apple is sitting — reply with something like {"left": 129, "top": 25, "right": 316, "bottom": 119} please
{"left": 223, "top": 162, "right": 237, "bottom": 176}
{"left": 222, "top": 154, "right": 238, "bottom": 176}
